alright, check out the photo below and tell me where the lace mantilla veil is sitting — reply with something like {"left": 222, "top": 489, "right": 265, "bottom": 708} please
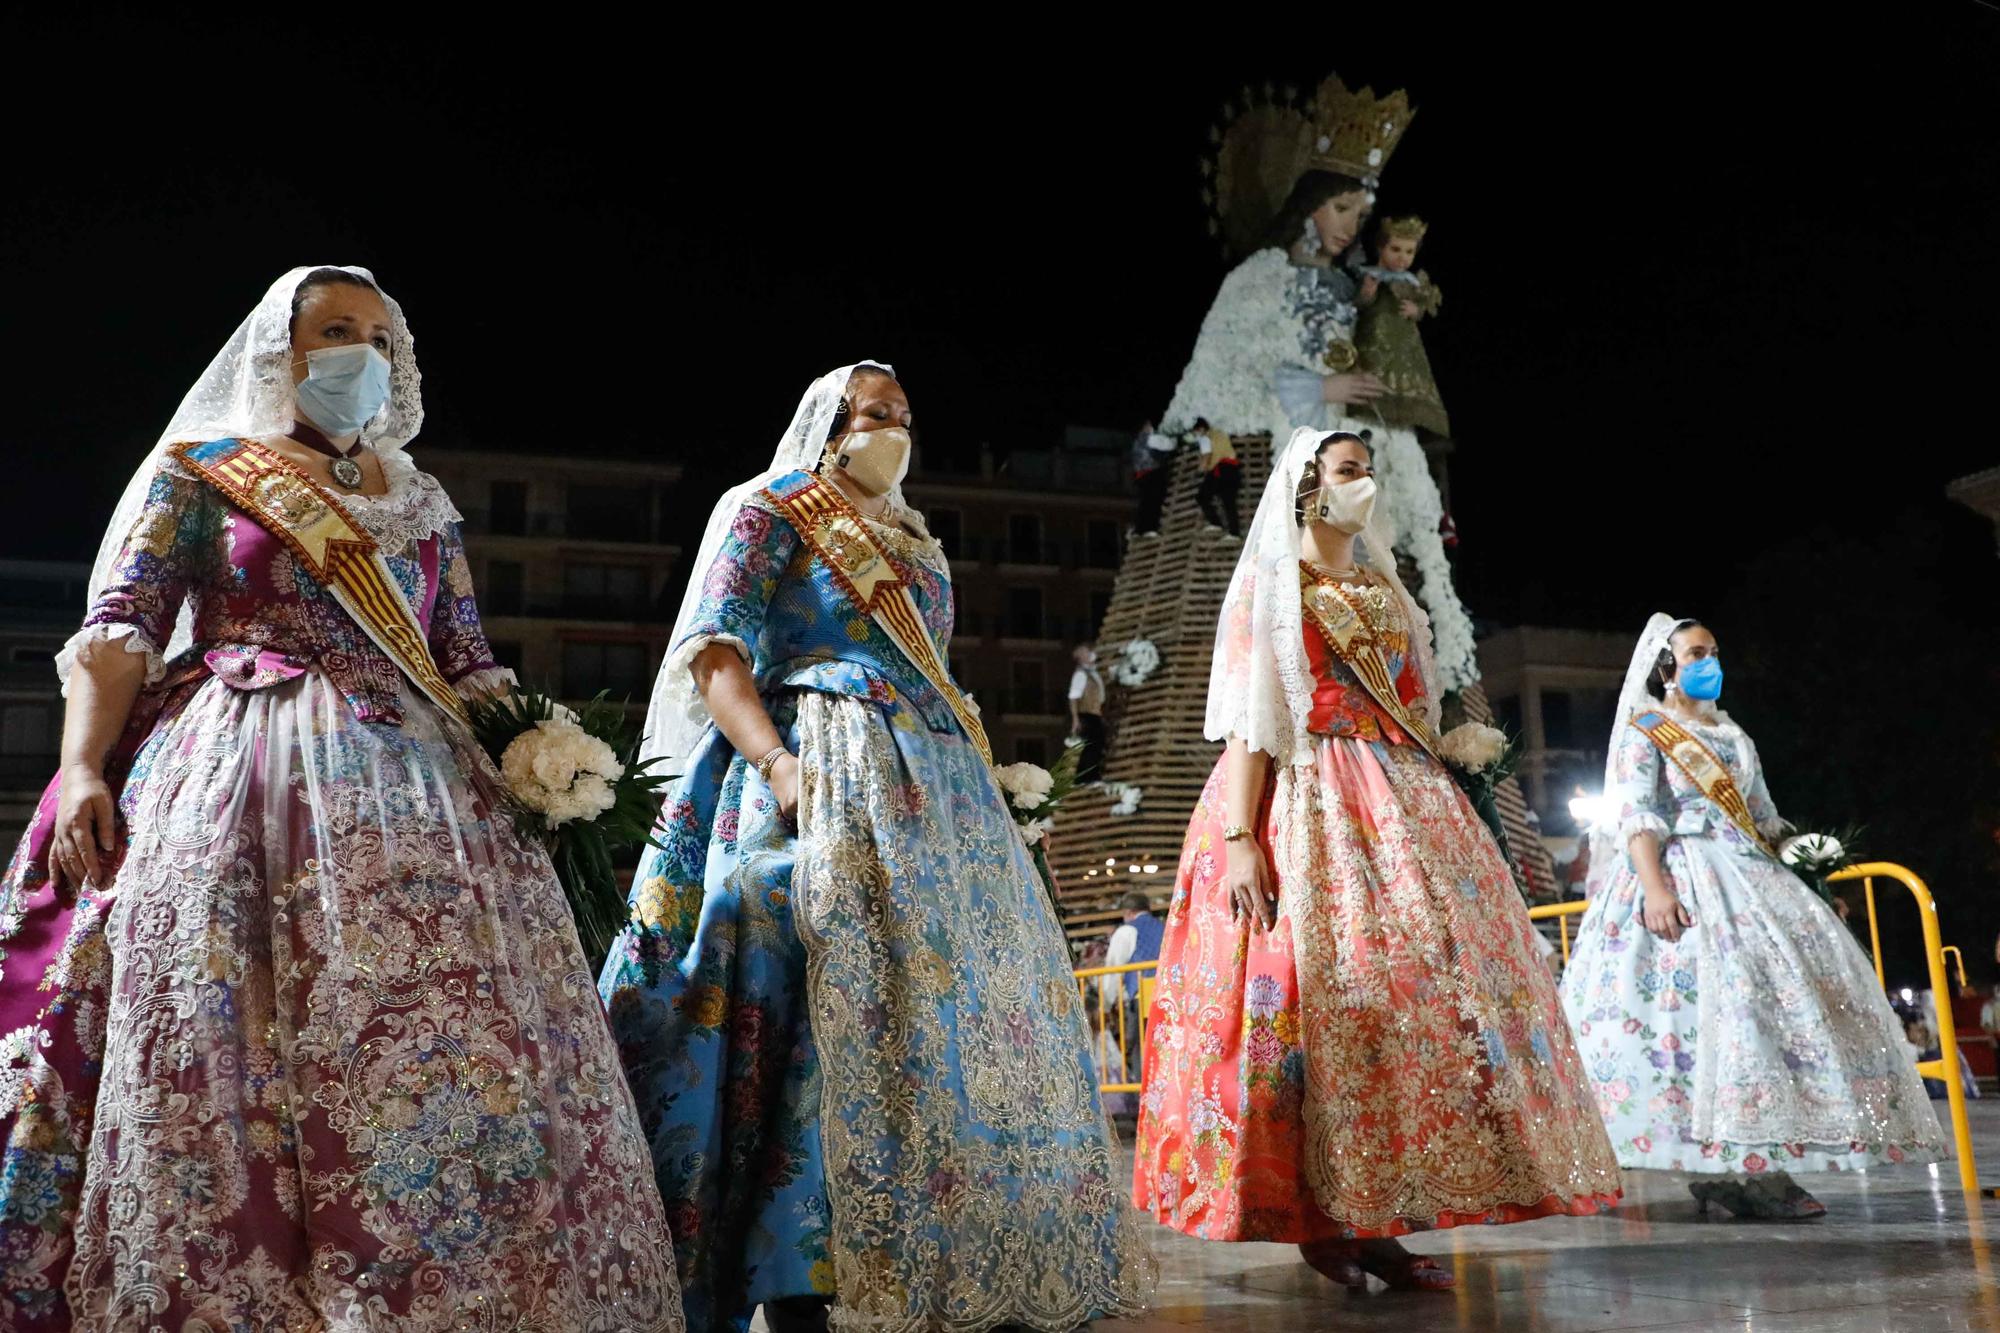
{"left": 1206, "top": 426, "right": 1441, "bottom": 765}
{"left": 640, "top": 360, "right": 901, "bottom": 773}
{"left": 1583, "top": 612, "right": 1683, "bottom": 882}
{"left": 65, "top": 266, "right": 424, "bottom": 684}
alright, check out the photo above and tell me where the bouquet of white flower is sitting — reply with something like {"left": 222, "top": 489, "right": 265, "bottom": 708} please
{"left": 1438, "top": 720, "right": 1528, "bottom": 897}
{"left": 992, "top": 741, "right": 1084, "bottom": 908}
{"left": 1110, "top": 639, "right": 1162, "bottom": 688}
{"left": 469, "top": 687, "right": 671, "bottom": 967}
{"left": 1779, "top": 827, "right": 1859, "bottom": 905}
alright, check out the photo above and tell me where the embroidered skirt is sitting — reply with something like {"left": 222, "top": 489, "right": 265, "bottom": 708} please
{"left": 1133, "top": 735, "right": 1622, "bottom": 1241}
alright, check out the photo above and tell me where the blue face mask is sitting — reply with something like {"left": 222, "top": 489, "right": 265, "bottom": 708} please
{"left": 1676, "top": 656, "right": 1723, "bottom": 700}
{"left": 294, "top": 344, "right": 391, "bottom": 437}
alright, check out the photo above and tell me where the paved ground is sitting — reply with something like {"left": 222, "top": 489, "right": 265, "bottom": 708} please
{"left": 752, "top": 1098, "right": 2000, "bottom": 1332}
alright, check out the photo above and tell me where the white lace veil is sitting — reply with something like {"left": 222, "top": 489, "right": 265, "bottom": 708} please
{"left": 1584, "top": 612, "right": 1682, "bottom": 876}
{"left": 75, "top": 265, "right": 421, "bottom": 673}
{"left": 1205, "top": 427, "right": 1441, "bottom": 765}
{"left": 640, "top": 360, "right": 898, "bottom": 773}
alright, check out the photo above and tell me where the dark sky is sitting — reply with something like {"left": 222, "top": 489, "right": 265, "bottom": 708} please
{"left": 7, "top": 14, "right": 2000, "bottom": 971}
{"left": 5, "top": 15, "right": 1997, "bottom": 627}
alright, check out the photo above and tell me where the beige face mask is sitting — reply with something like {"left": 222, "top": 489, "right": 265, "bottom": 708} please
{"left": 1312, "top": 475, "right": 1378, "bottom": 535}
{"left": 832, "top": 426, "right": 913, "bottom": 498}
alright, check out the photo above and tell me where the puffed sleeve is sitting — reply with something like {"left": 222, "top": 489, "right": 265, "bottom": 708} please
{"left": 1606, "top": 721, "right": 1674, "bottom": 853}
{"left": 57, "top": 457, "right": 219, "bottom": 694}
{"left": 427, "top": 521, "right": 516, "bottom": 698}
{"left": 660, "top": 498, "right": 802, "bottom": 687}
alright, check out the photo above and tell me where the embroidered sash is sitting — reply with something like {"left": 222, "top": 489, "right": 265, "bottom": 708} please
{"left": 1629, "top": 709, "right": 1772, "bottom": 853}
{"left": 761, "top": 476, "right": 992, "bottom": 765}
{"left": 1297, "top": 566, "right": 1442, "bottom": 761}
{"left": 170, "top": 438, "right": 469, "bottom": 723}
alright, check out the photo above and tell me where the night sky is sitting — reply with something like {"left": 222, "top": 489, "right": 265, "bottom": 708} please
{"left": 8, "top": 15, "right": 2000, "bottom": 971}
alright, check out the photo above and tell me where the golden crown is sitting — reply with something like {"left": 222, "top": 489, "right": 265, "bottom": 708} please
{"left": 1201, "top": 72, "right": 1418, "bottom": 259}
{"left": 1305, "top": 75, "right": 1415, "bottom": 182}
{"left": 1378, "top": 215, "right": 1428, "bottom": 243}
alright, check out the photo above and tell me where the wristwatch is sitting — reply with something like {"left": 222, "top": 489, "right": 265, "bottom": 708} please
{"left": 1221, "top": 824, "right": 1252, "bottom": 842}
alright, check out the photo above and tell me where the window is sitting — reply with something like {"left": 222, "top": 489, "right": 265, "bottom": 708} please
{"left": 7, "top": 645, "right": 53, "bottom": 665}
{"left": 1009, "top": 659, "right": 1044, "bottom": 714}
{"left": 1541, "top": 690, "right": 1574, "bottom": 749}
{"left": 1086, "top": 519, "right": 1121, "bottom": 569}
{"left": 563, "top": 640, "right": 651, "bottom": 699}
{"left": 1014, "top": 735, "right": 1048, "bottom": 766}
{"left": 1007, "top": 514, "right": 1043, "bottom": 564}
{"left": 488, "top": 640, "right": 524, "bottom": 674}
{"left": 0, "top": 703, "right": 54, "bottom": 757}
{"left": 1006, "top": 587, "right": 1043, "bottom": 639}
{"left": 569, "top": 484, "right": 651, "bottom": 540}
{"left": 1089, "top": 591, "right": 1113, "bottom": 636}
{"left": 490, "top": 481, "right": 527, "bottom": 536}
{"left": 485, "top": 560, "right": 524, "bottom": 616}
{"left": 564, "top": 562, "right": 649, "bottom": 618}
{"left": 1490, "top": 694, "right": 1523, "bottom": 739}
{"left": 929, "top": 507, "right": 963, "bottom": 560}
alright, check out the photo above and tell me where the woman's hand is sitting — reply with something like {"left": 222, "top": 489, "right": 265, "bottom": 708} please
{"left": 1641, "top": 886, "right": 1692, "bottom": 942}
{"left": 1322, "top": 372, "right": 1388, "bottom": 406}
{"left": 769, "top": 752, "right": 800, "bottom": 824}
{"left": 1223, "top": 837, "right": 1277, "bottom": 932}
{"left": 48, "top": 762, "right": 116, "bottom": 898}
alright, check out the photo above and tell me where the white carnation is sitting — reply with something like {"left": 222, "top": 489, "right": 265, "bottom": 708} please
{"left": 1780, "top": 833, "right": 1845, "bottom": 868}
{"left": 1108, "top": 783, "right": 1144, "bottom": 817}
{"left": 992, "top": 762, "right": 1055, "bottom": 811}
{"left": 1019, "top": 816, "right": 1054, "bottom": 846}
{"left": 500, "top": 718, "right": 623, "bottom": 830}
{"left": 1439, "top": 722, "right": 1508, "bottom": 773}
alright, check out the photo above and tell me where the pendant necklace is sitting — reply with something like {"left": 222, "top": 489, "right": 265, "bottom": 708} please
{"left": 288, "top": 421, "right": 368, "bottom": 491}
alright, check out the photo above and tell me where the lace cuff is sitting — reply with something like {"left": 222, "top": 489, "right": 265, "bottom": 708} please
{"left": 665, "top": 633, "right": 752, "bottom": 689}
{"left": 55, "top": 623, "right": 164, "bottom": 696}
{"left": 452, "top": 666, "right": 519, "bottom": 702}
{"left": 1617, "top": 810, "right": 1672, "bottom": 852}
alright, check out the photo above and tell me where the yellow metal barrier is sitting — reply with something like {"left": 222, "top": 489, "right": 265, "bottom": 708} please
{"left": 1828, "top": 862, "right": 1980, "bottom": 1194}
{"left": 1531, "top": 865, "right": 1980, "bottom": 1194}
{"left": 1526, "top": 898, "right": 1588, "bottom": 964}
{"left": 1942, "top": 944, "right": 1968, "bottom": 991}
{"left": 1072, "top": 961, "right": 1158, "bottom": 1094}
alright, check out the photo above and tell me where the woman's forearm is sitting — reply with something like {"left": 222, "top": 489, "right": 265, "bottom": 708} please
{"left": 690, "top": 642, "right": 786, "bottom": 761}
{"left": 59, "top": 647, "right": 148, "bottom": 775}
{"left": 1628, "top": 830, "right": 1672, "bottom": 898}
{"left": 1223, "top": 738, "right": 1271, "bottom": 834}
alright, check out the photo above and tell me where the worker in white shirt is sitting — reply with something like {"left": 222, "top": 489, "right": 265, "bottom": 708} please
{"left": 1068, "top": 642, "right": 1107, "bottom": 782}
{"left": 1101, "top": 891, "right": 1165, "bottom": 1112}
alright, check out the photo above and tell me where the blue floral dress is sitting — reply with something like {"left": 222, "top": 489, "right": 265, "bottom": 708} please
{"left": 1559, "top": 706, "right": 1942, "bottom": 1174}
{"left": 600, "top": 471, "right": 1152, "bottom": 1333}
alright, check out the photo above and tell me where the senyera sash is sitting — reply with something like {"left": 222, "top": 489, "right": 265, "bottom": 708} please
{"left": 170, "top": 438, "right": 468, "bottom": 723}
{"left": 1628, "top": 708, "right": 1773, "bottom": 853}
{"left": 760, "top": 476, "right": 992, "bottom": 765}
{"left": 1297, "top": 565, "right": 1443, "bottom": 762}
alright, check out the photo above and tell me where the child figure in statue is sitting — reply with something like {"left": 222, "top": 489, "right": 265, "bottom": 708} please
{"left": 1353, "top": 216, "right": 1450, "bottom": 440}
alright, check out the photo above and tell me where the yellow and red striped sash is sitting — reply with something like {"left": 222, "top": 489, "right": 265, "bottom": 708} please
{"left": 762, "top": 476, "right": 991, "bottom": 765}
{"left": 1629, "top": 710, "right": 1772, "bottom": 854}
{"left": 170, "top": 438, "right": 468, "bottom": 723}
{"left": 1297, "top": 565, "right": 1443, "bottom": 762}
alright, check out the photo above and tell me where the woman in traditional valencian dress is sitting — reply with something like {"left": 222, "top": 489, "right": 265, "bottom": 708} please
{"left": 1560, "top": 615, "right": 1943, "bottom": 1217}
{"left": 0, "top": 267, "right": 683, "bottom": 1331}
{"left": 1133, "top": 428, "right": 1621, "bottom": 1289}
{"left": 601, "top": 364, "right": 1152, "bottom": 1333}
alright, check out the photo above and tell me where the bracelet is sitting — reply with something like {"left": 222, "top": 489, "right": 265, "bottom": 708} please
{"left": 753, "top": 746, "right": 790, "bottom": 782}
{"left": 1221, "top": 824, "right": 1253, "bottom": 842}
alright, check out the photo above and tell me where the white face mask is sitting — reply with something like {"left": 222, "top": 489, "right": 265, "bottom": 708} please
{"left": 1312, "top": 475, "right": 1378, "bottom": 535}
{"left": 833, "top": 426, "right": 912, "bottom": 498}
{"left": 293, "top": 344, "right": 391, "bottom": 437}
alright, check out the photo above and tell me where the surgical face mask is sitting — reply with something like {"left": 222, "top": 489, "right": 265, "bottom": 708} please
{"left": 832, "top": 426, "right": 912, "bottom": 498}
{"left": 293, "top": 344, "right": 391, "bottom": 437}
{"left": 1310, "top": 475, "right": 1378, "bottom": 535}
{"left": 1676, "top": 656, "right": 1724, "bottom": 701}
